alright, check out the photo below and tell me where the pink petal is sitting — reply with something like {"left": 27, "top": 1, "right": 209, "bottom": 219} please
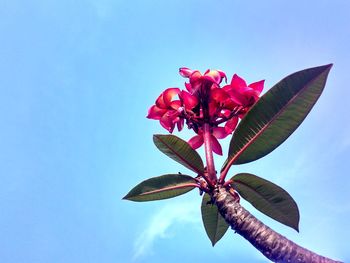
{"left": 160, "top": 114, "right": 175, "bottom": 133}
{"left": 249, "top": 80, "right": 265, "bottom": 94}
{"left": 179, "top": 67, "right": 194, "bottom": 78}
{"left": 227, "top": 89, "right": 249, "bottom": 106}
{"left": 180, "top": 90, "right": 199, "bottom": 110}
{"left": 189, "top": 71, "right": 202, "bottom": 84}
{"left": 240, "top": 88, "right": 260, "bottom": 106}
{"left": 208, "top": 101, "right": 218, "bottom": 117}
{"left": 210, "top": 135, "right": 222, "bottom": 155}
{"left": 217, "top": 70, "right": 227, "bottom": 83}
{"left": 222, "top": 84, "right": 232, "bottom": 93}
{"left": 211, "top": 88, "right": 229, "bottom": 103}
{"left": 203, "top": 70, "right": 222, "bottom": 84}
{"left": 169, "top": 100, "right": 182, "bottom": 110}
{"left": 230, "top": 74, "right": 247, "bottom": 89}
{"left": 212, "top": 127, "right": 229, "bottom": 139}
{"left": 177, "top": 118, "right": 184, "bottom": 131}
{"left": 188, "top": 135, "right": 204, "bottom": 149}
{"left": 166, "top": 109, "right": 180, "bottom": 119}
{"left": 222, "top": 98, "right": 238, "bottom": 110}
{"left": 185, "top": 82, "right": 193, "bottom": 93}
{"left": 146, "top": 105, "right": 167, "bottom": 120}
{"left": 225, "top": 116, "right": 239, "bottom": 134}
{"left": 155, "top": 92, "right": 166, "bottom": 108}
{"left": 163, "top": 88, "right": 181, "bottom": 106}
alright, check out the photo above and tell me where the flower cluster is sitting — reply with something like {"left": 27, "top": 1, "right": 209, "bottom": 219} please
{"left": 147, "top": 67, "right": 264, "bottom": 155}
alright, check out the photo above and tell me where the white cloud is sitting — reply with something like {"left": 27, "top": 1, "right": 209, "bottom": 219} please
{"left": 132, "top": 200, "right": 200, "bottom": 260}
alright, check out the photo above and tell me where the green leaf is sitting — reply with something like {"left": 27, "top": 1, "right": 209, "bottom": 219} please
{"left": 232, "top": 173, "right": 299, "bottom": 231}
{"left": 153, "top": 134, "right": 204, "bottom": 173}
{"left": 201, "top": 193, "right": 229, "bottom": 246}
{"left": 223, "top": 64, "right": 332, "bottom": 168}
{"left": 123, "top": 174, "right": 197, "bottom": 202}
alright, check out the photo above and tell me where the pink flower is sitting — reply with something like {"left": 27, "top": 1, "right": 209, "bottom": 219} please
{"left": 223, "top": 74, "right": 264, "bottom": 110}
{"left": 147, "top": 88, "right": 199, "bottom": 133}
{"left": 147, "top": 88, "right": 183, "bottom": 132}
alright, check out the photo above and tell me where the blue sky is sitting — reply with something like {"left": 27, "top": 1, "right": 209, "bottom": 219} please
{"left": 0, "top": 0, "right": 349, "bottom": 262}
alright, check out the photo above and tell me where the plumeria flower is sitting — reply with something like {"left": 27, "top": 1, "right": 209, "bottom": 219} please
{"left": 147, "top": 87, "right": 198, "bottom": 133}
{"left": 147, "top": 88, "right": 183, "bottom": 132}
{"left": 223, "top": 74, "right": 264, "bottom": 112}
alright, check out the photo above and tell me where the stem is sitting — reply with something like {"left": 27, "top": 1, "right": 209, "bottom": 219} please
{"left": 218, "top": 107, "right": 245, "bottom": 184}
{"left": 213, "top": 187, "right": 343, "bottom": 263}
{"left": 219, "top": 154, "right": 237, "bottom": 184}
{"left": 213, "top": 106, "right": 243, "bottom": 125}
{"left": 203, "top": 123, "right": 217, "bottom": 186}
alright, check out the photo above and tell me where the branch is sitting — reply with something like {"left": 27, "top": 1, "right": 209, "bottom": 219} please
{"left": 212, "top": 187, "right": 343, "bottom": 263}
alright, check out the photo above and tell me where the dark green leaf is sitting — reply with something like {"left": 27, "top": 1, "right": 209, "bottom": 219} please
{"left": 232, "top": 173, "right": 299, "bottom": 231}
{"left": 123, "top": 174, "right": 197, "bottom": 202}
{"left": 201, "top": 193, "right": 229, "bottom": 246}
{"left": 223, "top": 64, "right": 332, "bottom": 169}
{"left": 153, "top": 134, "right": 204, "bottom": 173}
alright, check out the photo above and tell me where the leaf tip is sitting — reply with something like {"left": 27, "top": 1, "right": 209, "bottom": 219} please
{"left": 122, "top": 194, "right": 130, "bottom": 201}
{"left": 318, "top": 63, "right": 333, "bottom": 75}
{"left": 293, "top": 223, "right": 300, "bottom": 233}
{"left": 324, "top": 63, "right": 333, "bottom": 72}
{"left": 122, "top": 191, "right": 136, "bottom": 201}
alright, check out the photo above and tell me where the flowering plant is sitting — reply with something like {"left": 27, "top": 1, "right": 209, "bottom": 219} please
{"left": 124, "top": 64, "right": 341, "bottom": 263}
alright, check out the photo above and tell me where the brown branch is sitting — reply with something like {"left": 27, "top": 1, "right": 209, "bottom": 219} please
{"left": 212, "top": 187, "right": 343, "bottom": 263}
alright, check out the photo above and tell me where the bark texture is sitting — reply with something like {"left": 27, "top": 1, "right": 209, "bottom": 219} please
{"left": 213, "top": 187, "right": 342, "bottom": 263}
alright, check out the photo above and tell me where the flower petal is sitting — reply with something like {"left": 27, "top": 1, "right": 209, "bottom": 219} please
{"left": 248, "top": 79, "right": 265, "bottom": 94}
{"left": 177, "top": 118, "right": 184, "bottom": 131}
{"left": 230, "top": 74, "right": 247, "bottom": 89}
{"left": 222, "top": 98, "right": 238, "bottom": 110}
{"left": 146, "top": 105, "right": 167, "bottom": 120}
{"left": 226, "top": 89, "right": 249, "bottom": 106}
{"left": 218, "top": 70, "right": 227, "bottom": 83}
{"left": 225, "top": 116, "right": 239, "bottom": 134}
{"left": 209, "top": 101, "right": 218, "bottom": 117}
{"left": 188, "top": 135, "right": 204, "bottom": 149}
{"left": 210, "top": 135, "right": 222, "bottom": 155}
{"left": 203, "top": 70, "right": 222, "bottom": 84}
{"left": 160, "top": 114, "right": 175, "bottom": 133}
{"left": 155, "top": 92, "right": 166, "bottom": 108}
{"left": 222, "top": 84, "right": 232, "bottom": 92}
{"left": 163, "top": 88, "right": 181, "bottom": 106}
{"left": 169, "top": 100, "right": 182, "bottom": 110}
{"left": 211, "top": 88, "right": 229, "bottom": 103}
{"left": 189, "top": 71, "right": 202, "bottom": 84}
{"left": 179, "top": 67, "right": 194, "bottom": 78}
{"left": 212, "top": 126, "right": 229, "bottom": 139}
{"left": 185, "top": 82, "right": 193, "bottom": 93}
{"left": 180, "top": 90, "right": 199, "bottom": 110}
